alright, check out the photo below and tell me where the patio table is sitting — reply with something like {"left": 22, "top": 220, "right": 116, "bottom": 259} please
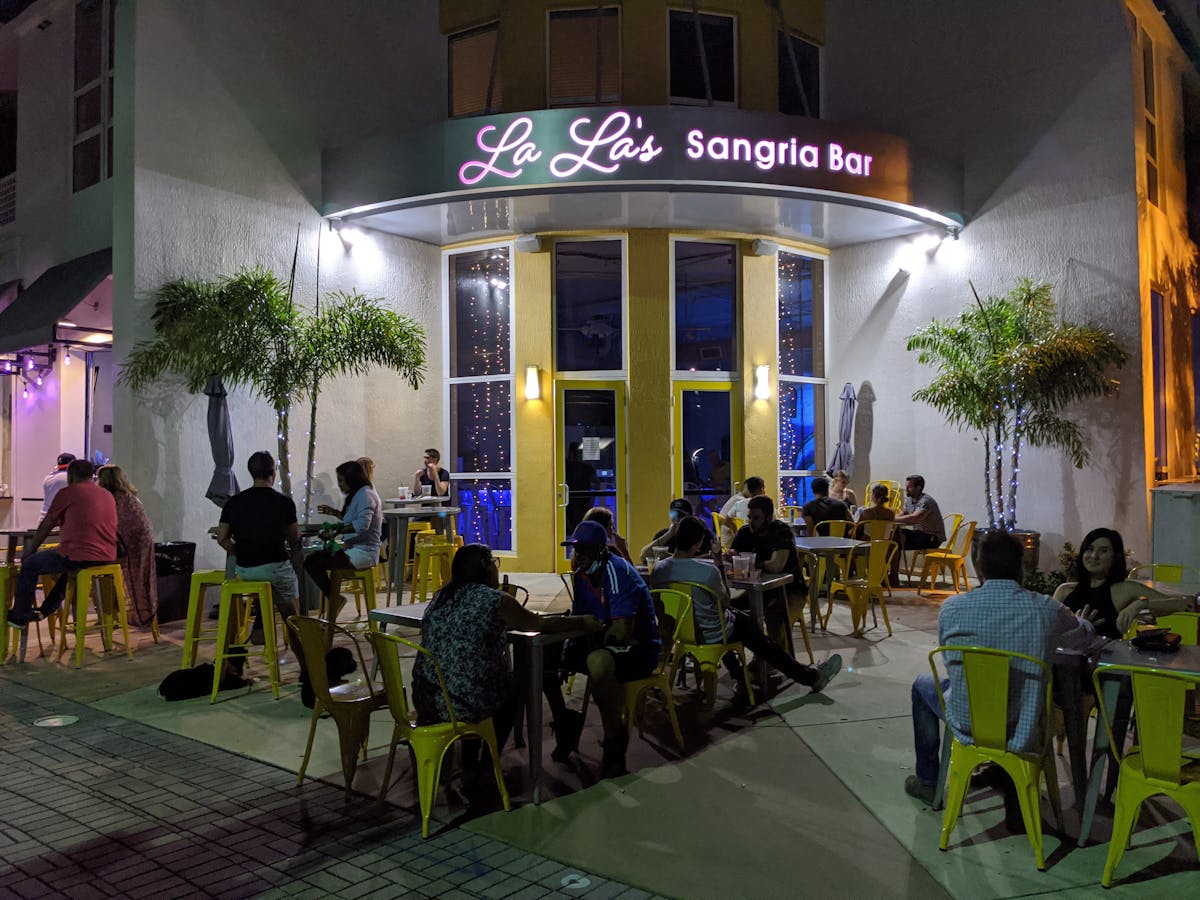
{"left": 368, "top": 602, "right": 589, "bottom": 805}
{"left": 725, "top": 571, "right": 793, "bottom": 698}
{"left": 2, "top": 527, "right": 38, "bottom": 567}
{"left": 794, "top": 536, "right": 866, "bottom": 629}
{"left": 382, "top": 496, "right": 451, "bottom": 508}
{"left": 381, "top": 506, "right": 461, "bottom": 600}
{"left": 1076, "top": 641, "right": 1200, "bottom": 846}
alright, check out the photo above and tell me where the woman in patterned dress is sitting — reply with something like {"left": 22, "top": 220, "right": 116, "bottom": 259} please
{"left": 412, "top": 544, "right": 599, "bottom": 771}
{"left": 97, "top": 465, "right": 158, "bottom": 628}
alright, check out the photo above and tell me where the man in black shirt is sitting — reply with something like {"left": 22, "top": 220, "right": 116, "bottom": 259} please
{"left": 411, "top": 448, "right": 451, "bottom": 497}
{"left": 801, "top": 476, "right": 851, "bottom": 535}
{"left": 730, "top": 495, "right": 807, "bottom": 640}
{"left": 217, "top": 451, "right": 305, "bottom": 643}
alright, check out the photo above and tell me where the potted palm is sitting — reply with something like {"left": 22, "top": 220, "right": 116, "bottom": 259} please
{"left": 121, "top": 266, "right": 426, "bottom": 514}
{"left": 906, "top": 278, "right": 1127, "bottom": 564}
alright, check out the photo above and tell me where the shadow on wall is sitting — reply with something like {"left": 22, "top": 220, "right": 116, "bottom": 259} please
{"left": 126, "top": 378, "right": 192, "bottom": 546}
{"left": 859, "top": 268, "right": 909, "bottom": 340}
{"left": 853, "top": 381, "right": 876, "bottom": 490}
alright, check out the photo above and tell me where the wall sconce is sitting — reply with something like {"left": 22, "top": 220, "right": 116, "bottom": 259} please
{"left": 525, "top": 365, "right": 541, "bottom": 400}
{"left": 754, "top": 364, "right": 770, "bottom": 400}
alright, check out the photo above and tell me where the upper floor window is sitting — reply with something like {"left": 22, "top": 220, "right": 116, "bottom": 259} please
{"left": 73, "top": 0, "right": 114, "bottom": 192}
{"left": 449, "top": 22, "right": 502, "bottom": 117}
{"left": 555, "top": 239, "right": 624, "bottom": 372}
{"left": 778, "top": 31, "right": 819, "bottom": 117}
{"left": 548, "top": 7, "right": 620, "bottom": 107}
{"left": 668, "top": 9, "right": 735, "bottom": 106}
{"left": 673, "top": 240, "right": 737, "bottom": 372}
{"left": 1140, "top": 27, "right": 1159, "bottom": 208}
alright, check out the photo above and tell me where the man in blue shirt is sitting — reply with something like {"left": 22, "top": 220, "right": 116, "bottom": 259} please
{"left": 545, "top": 520, "right": 660, "bottom": 778}
{"left": 907, "top": 530, "right": 1098, "bottom": 823}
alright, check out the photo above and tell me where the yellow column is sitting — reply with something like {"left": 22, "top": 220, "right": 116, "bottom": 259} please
{"left": 626, "top": 230, "right": 674, "bottom": 550}
{"left": 740, "top": 247, "right": 780, "bottom": 498}
{"left": 511, "top": 247, "right": 555, "bottom": 572}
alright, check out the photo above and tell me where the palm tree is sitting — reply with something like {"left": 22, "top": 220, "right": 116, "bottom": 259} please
{"left": 120, "top": 268, "right": 426, "bottom": 503}
{"left": 907, "top": 278, "right": 1127, "bottom": 531}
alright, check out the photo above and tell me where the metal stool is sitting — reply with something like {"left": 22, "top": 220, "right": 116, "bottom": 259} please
{"left": 212, "top": 580, "right": 282, "bottom": 703}
{"left": 57, "top": 564, "right": 134, "bottom": 668}
{"left": 181, "top": 569, "right": 230, "bottom": 667}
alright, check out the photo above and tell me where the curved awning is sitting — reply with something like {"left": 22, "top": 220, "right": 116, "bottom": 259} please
{"left": 323, "top": 107, "right": 962, "bottom": 247}
{"left": 0, "top": 248, "right": 111, "bottom": 354}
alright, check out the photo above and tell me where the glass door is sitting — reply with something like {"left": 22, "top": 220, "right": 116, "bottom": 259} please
{"left": 672, "top": 381, "right": 741, "bottom": 532}
{"left": 555, "top": 380, "right": 626, "bottom": 573}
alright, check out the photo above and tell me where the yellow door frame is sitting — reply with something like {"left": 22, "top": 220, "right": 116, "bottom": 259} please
{"left": 671, "top": 380, "right": 744, "bottom": 500}
{"left": 554, "top": 379, "right": 628, "bottom": 574}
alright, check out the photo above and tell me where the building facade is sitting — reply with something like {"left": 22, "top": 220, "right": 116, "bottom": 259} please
{"left": 0, "top": 0, "right": 1195, "bottom": 573}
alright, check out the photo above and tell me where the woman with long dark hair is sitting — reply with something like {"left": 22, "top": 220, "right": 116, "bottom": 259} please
{"left": 411, "top": 544, "right": 599, "bottom": 786}
{"left": 1053, "top": 527, "right": 1192, "bottom": 638}
{"left": 96, "top": 465, "right": 158, "bottom": 628}
{"left": 306, "top": 459, "right": 382, "bottom": 612}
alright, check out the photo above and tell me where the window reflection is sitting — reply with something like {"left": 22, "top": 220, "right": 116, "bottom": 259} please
{"left": 674, "top": 242, "right": 736, "bottom": 372}
{"left": 555, "top": 241, "right": 623, "bottom": 372}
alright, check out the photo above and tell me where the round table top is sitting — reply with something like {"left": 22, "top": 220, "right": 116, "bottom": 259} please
{"left": 382, "top": 505, "right": 461, "bottom": 518}
{"left": 794, "top": 536, "right": 865, "bottom": 551}
{"left": 383, "top": 495, "right": 451, "bottom": 506}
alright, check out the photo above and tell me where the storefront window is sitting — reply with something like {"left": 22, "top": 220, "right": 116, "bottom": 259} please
{"left": 668, "top": 10, "right": 735, "bottom": 105}
{"left": 680, "top": 388, "right": 732, "bottom": 522}
{"left": 674, "top": 241, "right": 736, "bottom": 372}
{"left": 555, "top": 240, "right": 623, "bottom": 372}
{"left": 449, "top": 22, "right": 503, "bottom": 117}
{"left": 778, "top": 250, "right": 826, "bottom": 493}
{"left": 548, "top": 7, "right": 620, "bottom": 106}
{"left": 447, "top": 246, "right": 514, "bottom": 550}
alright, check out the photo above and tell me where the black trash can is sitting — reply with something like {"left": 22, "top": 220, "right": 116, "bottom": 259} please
{"left": 155, "top": 541, "right": 196, "bottom": 623}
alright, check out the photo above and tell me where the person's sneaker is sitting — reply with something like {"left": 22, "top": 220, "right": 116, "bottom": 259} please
{"left": 904, "top": 775, "right": 936, "bottom": 805}
{"left": 810, "top": 654, "right": 843, "bottom": 693}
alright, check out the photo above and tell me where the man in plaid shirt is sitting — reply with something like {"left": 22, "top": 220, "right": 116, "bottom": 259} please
{"left": 906, "top": 531, "right": 1099, "bottom": 810}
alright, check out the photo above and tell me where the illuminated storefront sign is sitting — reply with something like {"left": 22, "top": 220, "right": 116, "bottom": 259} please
{"left": 458, "top": 110, "right": 877, "bottom": 187}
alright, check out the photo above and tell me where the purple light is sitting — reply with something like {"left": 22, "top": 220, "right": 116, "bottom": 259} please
{"left": 25, "top": 356, "right": 33, "bottom": 370}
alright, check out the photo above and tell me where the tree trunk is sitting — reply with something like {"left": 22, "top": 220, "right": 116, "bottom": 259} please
{"left": 276, "top": 406, "right": 293, "bottom": 498}
{"left": 1007, "top": 416, "right": 1023, "bottom": 531}
{"left": 992, "top": 421, "right": 1005, "bottom": 531}
{"left": 303, "top": 376, "right": 319, "bottom": 523}
{"left": 983, "top": 433, "right": 995, "bottom": 531}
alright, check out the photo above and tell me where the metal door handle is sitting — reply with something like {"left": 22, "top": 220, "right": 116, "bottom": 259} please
{"left": 558, "top": 483, "right": 569, "bottom": 508}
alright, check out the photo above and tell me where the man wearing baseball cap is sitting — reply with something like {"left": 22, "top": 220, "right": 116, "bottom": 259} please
{"left": 637, "top": 497, "right": 713, "bottom": 561}
{"left": 40, "top": 452, "right": 76, "bottom": 521}
{"left": 545, "top": 519, "right": 660, "bottom": 778}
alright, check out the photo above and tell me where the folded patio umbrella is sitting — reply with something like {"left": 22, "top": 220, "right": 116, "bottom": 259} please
{"left": 828, "top": 382, "right": 857, "bottom": 477}
{"left": 203, "top": 375, "right": 239, "bottom": 507}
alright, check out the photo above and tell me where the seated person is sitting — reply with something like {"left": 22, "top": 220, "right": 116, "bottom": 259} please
{"left": 545, "top": 520, "right": 661, "bottom": 778}
{"left": 892, "top": 474, "right": 946, "bottom": 581}
{"left": 717, "top": 476, "right": 765, "bottom": 548}
{"left": 1052, "top": 527, "right": 1195, "bottom": 639}
{"left": 801, "top": 476, "right": 852, "bottom": 534}
{"left": 830, "top": 470, "right": 858, "bottom": 514}
{"left": 411, "top": 448, "right": 450, "bottom": 497}
{"left": 9, "top": 459, "right": 117, "bottom": 626}
{"left": 906, "top": 531, "right": 1099, "bottom": 825}
{"left": 583, "top": 505, "right": 632, "bottom": 562}
{"left": 729, "top": 495, "right": 807, "bottom": 634}
{"left": 855, "top": 483, "right": 896, "bottom": 539}
{"left": 412, "top": 544, "right": 598, "bottom": 783}
{"left": 651, "top": 516, "right": 841, "bottom": 700}
{"left": 97, "top": 465, "right": 158, "bottom": 629}
{"left": 638, "top": 497, "right": 713, "bottom": 561}
{"left": 305, "top": 459, "right": 383, "bottom": 615}
{"left": 40, "top": 452, "right": 75, "bottom": 521}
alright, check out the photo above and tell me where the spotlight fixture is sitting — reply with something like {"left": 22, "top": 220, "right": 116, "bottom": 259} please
{"left": 525, "top": 365, "right": 541, "bottom": 400}
{"left": 64, "top": 348, "right": 71, "bottom": 365}
{"left": 754, "top": 364, "right": 771, "bottom": 400}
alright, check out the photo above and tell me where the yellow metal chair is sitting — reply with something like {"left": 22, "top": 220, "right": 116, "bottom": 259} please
{"left": 499, "top": 575, "right": 530, "bottom": 607}
{"left": 369, "top": 630, "right": 510, "bottom": 837}
{"left": 56, "top": 564, "right": 134, "bottom": 668}
{"left": 666, "top": 580, "right": 754, "bottom": 707}
{"left": 828, "top": 540, "right": 897, "bottom": 636}
{"left": 931, "top": 646, "right": 1063, "bottom": 871}
{"left": 1092, "top": 664, "right": 1200, "bottom": 887}
{"left": 290, "top": 616, "right": 386, "bottom": 799}
{"left": 1153, "top": 612, "right": 1200, "bottom": 645}
{"left": 181, "top": 569, "right": 229, "bottom": 667}
{"left": 211, "top": 580, "right": 285, "bottom": 702}
{"left": 815, "top": 519, "right": 853, "bottom": 538}
{"left": 917, "top": 520, "right": 976, "bottom": 595}
{"left": 412, "top": 539, "right": 455, "bottom": 604}
{"left": 1128, "top": 562, "right": 1200, "bottom": 584}
{"left": 855, "top": 520, "right": 896, "bottom": 592}
{"left": 613, "top": 587, "right": 688, "bottom": 751}
{"left": 330, "top": 566, "right": 380, "bottom": 622}
{"left": 403, "top": 521, "right": 434, "bottom": 580}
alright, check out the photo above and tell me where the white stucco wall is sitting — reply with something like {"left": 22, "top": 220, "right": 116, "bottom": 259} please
{"left": 114, "top": 0, "right": 445, "bottom": 567}
{"left": 825, "top": 1, "right": 1147, "bottom": 565}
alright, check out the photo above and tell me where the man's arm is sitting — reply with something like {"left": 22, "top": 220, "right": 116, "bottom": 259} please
{"left": 802, "top": 514, "right": 815, "bottom": 533}
{"left": 435, "top": 469, "right": 450, "bottom": 496}
{"left": 216, "top": 522, "right": 235, "bottom": 555}
{"left": 1052, "top": 601, "right": 1097, "bottom": 652}
{"left": 285, "top": 522, "right": 302, "bottom": 551}
{"left": 500, "top": 593, "right": 600, "bottom": 633}
{"left": 762, "top": 549, "right": 791, "bottom": 573}
{"left": 22, "top": 516, "right": 57, "bottom": 558}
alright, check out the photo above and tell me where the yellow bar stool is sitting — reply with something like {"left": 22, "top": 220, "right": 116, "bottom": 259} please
{"left": 56, "top": 564, "right": 134, "bottom": 669}
{"left": 411, "top": 541, "right": 454, "bottom": 604}
{"left": 181, "top": 569, "right": 228, "bottom": 668}
{"left": 331, "top": 567, "right": 379, "bottom": 624}
{"left": 211, "top": 579, "right": 281, "bottom": 703}
{"left": 403, "top": 522, "right": 434, "bottom": 582}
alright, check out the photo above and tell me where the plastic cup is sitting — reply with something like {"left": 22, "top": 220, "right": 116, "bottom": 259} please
{"left": 398, "top": 486, "right": 409, "bottom": 500}
{"left": 732, "top": 553, "right": 753, "bottom": 579}
{"left": 421, "top": 485, "right": 433, "bottom": 497}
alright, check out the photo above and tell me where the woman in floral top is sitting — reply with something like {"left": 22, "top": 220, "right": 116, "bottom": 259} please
{"left": 412, "top": 544, "right": 600, "bottom": 760}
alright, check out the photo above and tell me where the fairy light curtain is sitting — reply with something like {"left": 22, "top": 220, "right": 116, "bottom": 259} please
{"left": 777, "top": 250, "right": 826, "bottom": 507}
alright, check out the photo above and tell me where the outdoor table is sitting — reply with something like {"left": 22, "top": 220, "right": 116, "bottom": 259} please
{"left": 725, "top": 571, "right": 794, "bottom": 698}
{"left": 794, "top": 536, "right": 866, "bottom": 629}
{"left": 2, "top": 528, "right": 37, "bottom": 567}
{"left": 381, "top": 506, "right": 461, "bottom": 600}
{"left": 382, "top": 496, "right": 451, "bottom": 508}
{"left": 368, "top": 602, "right": 590, "bottom": 805}
{"left": 1076, "top": 641, "right": 1200, "bottom": 846}
{"left": 1130, "top": 579, "right": 1200, "bottom": 599}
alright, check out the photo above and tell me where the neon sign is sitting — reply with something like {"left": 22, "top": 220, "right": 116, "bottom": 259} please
{"left": 457, "top": 109, "right": 880, "bottom": 188}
